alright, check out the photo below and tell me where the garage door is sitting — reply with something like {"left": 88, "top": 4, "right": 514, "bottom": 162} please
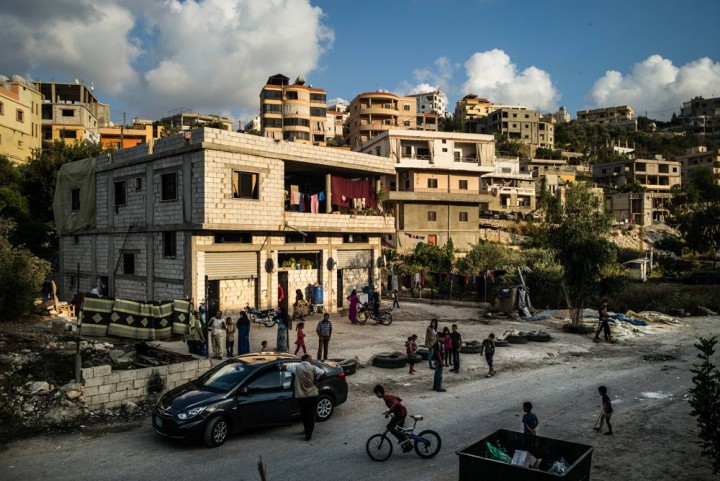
{"left": 336, "top": 249, "right": 372, "bottom": 269}
{"left": 205, "top": 252, "right": 258, "bottom": 280}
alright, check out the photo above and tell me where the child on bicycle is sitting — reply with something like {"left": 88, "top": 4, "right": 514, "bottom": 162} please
{"left": 373, "top": 384, "right": 412, "bottom": 452}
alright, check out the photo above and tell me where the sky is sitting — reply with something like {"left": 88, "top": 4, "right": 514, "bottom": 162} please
{"left": 1, "top": 0, "right": 719, "bottom": 127}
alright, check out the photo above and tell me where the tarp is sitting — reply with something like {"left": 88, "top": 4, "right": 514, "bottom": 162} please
{"left": 79, "top": 295, "right": 191, "bottom": 340}
{"left": 53, "top": 157, "right": 96, "bottom": 234}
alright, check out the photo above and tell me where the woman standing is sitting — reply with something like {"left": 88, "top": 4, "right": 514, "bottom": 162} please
{"left": 425, "top": 318, "right": 438, "bottom": 369}
{"left": 275, "top": 308, "right": 290, "bottom": 352}
{"left": 237, "top": 311, "right": 251, "bottom": 354}
{"left": 293, "top": 289, "right": 307, "bottom": 321}
{"left": 346, "top": 289, "right": 360, "bottom": 325}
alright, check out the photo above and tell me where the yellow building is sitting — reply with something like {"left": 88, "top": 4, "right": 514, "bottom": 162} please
{"left": 345, "top": 91, "right": 417, "bottom": 148}
{"left": 0, "top": 75, "right": 42, "bottom": 163}
{"left": 37, "top": 81, "right": 110, "bottom": 145}
{"left": 576, "top": 105, "right": 634, "bottom": 125}
{"left": 100, "top": 122, "right": 163, "bottom": 150}
{"left": 454, "top": 94, "right": 493, "bottom": 123}
{"left": 260, "top": 74, "right": 327, "bottom": 145}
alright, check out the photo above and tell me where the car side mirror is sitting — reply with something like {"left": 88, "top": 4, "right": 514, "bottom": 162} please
{"left": 238, "top": 386, "right": 249, "bottom": 395}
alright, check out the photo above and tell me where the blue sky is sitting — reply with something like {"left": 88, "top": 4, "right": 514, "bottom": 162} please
{"left": 1, "top": 0, "right": 718, "bottom": 126}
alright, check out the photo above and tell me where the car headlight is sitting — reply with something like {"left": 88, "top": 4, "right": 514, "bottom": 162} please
{"left": 177, "top": 406, "right": 207, "bottom": 420}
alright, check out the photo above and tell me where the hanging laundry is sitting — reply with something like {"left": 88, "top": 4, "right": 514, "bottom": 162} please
{"left": 318, "top": 191, "right": 325, "bottom": 202}
{"left": 310, "top": 194, "right": 319, "bottom": 214}
{"left": 298, "top": 194, "right": 304, "bottom": 212}
{"left": 291, "top": 191, "right": 301, "bottom": 205}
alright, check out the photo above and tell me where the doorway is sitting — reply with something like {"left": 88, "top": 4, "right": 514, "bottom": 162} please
{"left": 336, "top": 269, "right": 344, "bottom": 308}
{"left": 207, "top": 280, "right": 220, "bottom": 316}
{"left": 278, "top": 271, "right": 289, "bottom": 312}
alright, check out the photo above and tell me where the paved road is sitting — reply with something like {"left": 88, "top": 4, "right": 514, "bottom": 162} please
{"left": 1, "top": 318, "right": 715, "bottom": 481}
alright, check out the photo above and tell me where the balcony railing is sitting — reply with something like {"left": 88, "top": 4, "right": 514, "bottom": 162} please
{"left": 454, "top": 155, "right": 479, "bottom": 163}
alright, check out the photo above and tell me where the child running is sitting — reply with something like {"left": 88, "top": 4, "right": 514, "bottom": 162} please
{"left": 405, "top": 334, "right": 418, "bottom": 375}
{"left": 294, "top": 322, "right": 307, "bottom": 355}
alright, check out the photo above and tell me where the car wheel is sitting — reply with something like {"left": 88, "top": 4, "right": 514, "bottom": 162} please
{"left": 203, "top": 416, "right": 229, "bottom": 448}
{"left": 372, "top": 352, "right": 407, "bottom": 369}
{"left": 315, "top": 394, "right": 334, "bottom": 422}
{"left": 506, "top": 334, "right": 528, "bottom": 344}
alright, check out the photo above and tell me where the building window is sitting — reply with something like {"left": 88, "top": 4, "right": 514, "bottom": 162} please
{"left": 427, "top": 178, "right": 438, "bottom": 188}
{"left": 285, "top": 91, "right": 299, "bottom": 100}
{"left": 161, "top": 172, "right": 177, "bottom": 201}
{"left": 428, "top": 234, "right": 437, "bottom": 246}
{"left": 459, "top": 180, "right": 468, "bottom": 190}
{"left": 62, "top": 109, "right": 74, "bottom": 117}
{"left": 232, "top": 171, "right": 259, "bottom": 199}
{"left": 71, "top": 188, "right": 80, "bottom": 211}
{"left": 343, "top": 234, "right": 369, "bottom": 243}
{"left": 163, "top": 232, "right": 177, "bottom": 257}
{"left": 214, "top": 232, "right": 252, "bottom": 243}
{"left": 428, "top": 211, "right": 437, "bottom": 221}
{"left": 16, "top": 109, "right": 24, "bottom": 122}
{"left": 442, "top": 148, "right": 447, "bottom": 152}
{"left": 403, "top": 104, "right": 411, "bottom": 111}
{"left": 285, "top": 233, "right": 317, "bottom": 243}
{"left": 0, "top": 102, "right": 3, "bottom": 115}
{"left": 310, "top": 93, "right": 326, "bottom": 102}
{"left": 114, "top": 181, "right": 127, "bottom": 206}
{"left": 459, "top": 212, "right": 469, "bottom": 222}
{"left": 123, "top": 253, "right": 135, "bottom": 275}
{"left": 404, "top": 120, "right": 411, "bottom": 126}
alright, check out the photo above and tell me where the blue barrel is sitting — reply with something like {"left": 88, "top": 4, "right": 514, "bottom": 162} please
{"left": 312, "top": 286, "right": 323, "bottom": 305}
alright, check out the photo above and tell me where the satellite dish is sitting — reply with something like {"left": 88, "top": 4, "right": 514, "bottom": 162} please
{"left": 265, "top": 258, "right": 275, "bottom": 273}
{"left": 326, "top": 257, "right": 336, "bottom": 271}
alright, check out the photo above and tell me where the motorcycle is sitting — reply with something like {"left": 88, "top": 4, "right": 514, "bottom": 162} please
{"left": 244, "top": 304, "right": 280, "bottom": 328}
{"left": 357, "top": 302, "right": 393, "bottom": 326}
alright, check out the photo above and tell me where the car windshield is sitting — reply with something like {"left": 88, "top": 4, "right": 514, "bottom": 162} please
{"left": 195, "top": 361, "right": 251, "bottom": 392}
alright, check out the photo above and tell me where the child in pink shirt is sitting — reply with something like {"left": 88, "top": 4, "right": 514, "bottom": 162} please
{"left": 294, "top": 322, "right": 307, "bottom": 355}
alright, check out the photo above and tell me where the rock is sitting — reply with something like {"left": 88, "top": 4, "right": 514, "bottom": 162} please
{"left": 45, "top": 405, "right": 83, "bottom": 424}
{"left": 66, "top": 390, "right": 83, "bottom": 401}
{"left": 26, "top": 381, "right": 50, "bottom": 395}
{"left": 122, "top": 401, "right": 138, "bottom": 415}
{"left": 60, "top": 382, "right": 83, "bottom": 394}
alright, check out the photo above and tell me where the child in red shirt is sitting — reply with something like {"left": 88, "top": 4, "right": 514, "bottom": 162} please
{"left": 294, "top": 322, "right": 307, "bottom": 355}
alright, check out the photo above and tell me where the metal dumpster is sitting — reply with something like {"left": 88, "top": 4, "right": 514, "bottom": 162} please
{"left": 457, "top": 429, "right": 593, "bottom": 481}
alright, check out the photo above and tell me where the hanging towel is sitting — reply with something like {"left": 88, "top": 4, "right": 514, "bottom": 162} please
{"left": 298, "top": 194, "right": 304, "bottom": 212}
{"left": 310, "top": 194, "right": 319, "bottom": 214}
{"left": 318, "top": 191, "right": 325, "bottom": 201}
{"left": 291, "top": 191, "right": 301, "bottom": 204}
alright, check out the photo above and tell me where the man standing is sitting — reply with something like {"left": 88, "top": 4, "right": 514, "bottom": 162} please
{"left": 594, "top": 299, "right": 612, "bottom": 342}
{"left": 283, "top": 355, "right": 325, "bottom": 441}
{"left": 316, "top": 313, "right": 332, "bottom": 360}
{"left": 432, "top": 332, "right": 446, "bottom": 392}
{"left": 208, "top": 310, "right": 226, "bottom": 360}
{"left": 449, "top": 324, "right": 462, "bottom": 373}
{"left": 371, "top": 287, "right": 381, "bottom": 318}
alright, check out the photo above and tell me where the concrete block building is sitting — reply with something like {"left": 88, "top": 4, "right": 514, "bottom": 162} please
{"left": 54, "top": 129, "right": 394, "bottom": 318}
{"left": 0, "top": 74, "right": 42, "bottom": 163}
{"left": 678, "top": 146, "right": 720, "bottom": 184}
{"left": 576, "top": 105, "right": 634, "bottom": 125}
{"left": 37, "top": 81, "right": 110, "bottom": 144}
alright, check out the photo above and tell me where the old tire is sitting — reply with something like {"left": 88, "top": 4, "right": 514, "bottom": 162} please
{"left": 372, "top": 352, "right": 407, "bottom": 369}
{"left": 203, "top": 416, "right": 229, "bottom": 448}
{"left": 329, "top": 358, "right": 357, "bottom": 376}
{"left": 494, "top": 339, "right": 509, "bottom": 347}
{"left": 315, "top": 394, "right": 334, "bottom": 422}
{"left": 417, "top": 347, "right": 429, "bottom": 360}
{"left": 527, "top": 333, "right": 551, "bottom": 342}
{"left": 460, "top": 344, "right": 482, "bottom": 354}
{"left": 506, "top": 334, "right": 528, "bottom": 344}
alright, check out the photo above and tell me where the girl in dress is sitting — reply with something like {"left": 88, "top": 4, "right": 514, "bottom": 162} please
{"left": 294, "top": 322, "right": 307, "bottom": 355}
{"left": 346, "top": 289, "right": 360, "bottom": 325}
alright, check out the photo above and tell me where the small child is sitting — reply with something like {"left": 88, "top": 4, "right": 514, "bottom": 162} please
{"left": 405, "top": 334, "right": 418, "bottom": 375}
{"left": 480, "top": 333, "right": 496, "bottom": 377}
{"left": 522, "top": 401, "right": 539, "bottom": 436}
{"left": 260, "top": 340, "right": 268, "bottom": 352}
{"left": 594, "top": 385, "right": 614, "bottom": 435}
{"left": 392, "top": 289, "right": 400, "bottom": 308}
{"left": 442, "top": 327, "right": 452, "bottom": 366}
{"left": 225, "top": 317, "right": 236, "bottom": 357}
{"left": 294, "top": 322, "right": 307, "bottom": 355}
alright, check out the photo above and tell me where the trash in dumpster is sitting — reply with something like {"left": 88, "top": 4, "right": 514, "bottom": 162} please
{"left": 511, "top": 449, "right": 541, "bottom": 469}
{"left": 484, "top": 441, "right": 511, "bottom": 463}
{"left": 547, "top": 457, "right": 568, "bottom": 474}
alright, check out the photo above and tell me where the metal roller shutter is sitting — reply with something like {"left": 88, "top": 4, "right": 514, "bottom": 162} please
{"left": 336, "top": 249, "right": 372, "bottom": 269}
{"left": 205, "top": 252, "right": 258, "bottom": 279}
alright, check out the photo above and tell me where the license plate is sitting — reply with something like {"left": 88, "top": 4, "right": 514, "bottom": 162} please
{"left": 154, "top": 416, "right": 162, "bottom": 428}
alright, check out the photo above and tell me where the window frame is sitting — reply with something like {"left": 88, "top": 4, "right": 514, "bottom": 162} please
{"left": 123, "top": 253, "right": 135, "bottom": 275}
{"left": 459, "top": 211, "right": 469, "bottom": 222}
{"left": 163, "top": 231, "right": 177, "bottom": 258}
{"left": 114, "top": 180, "right": 127, "bottom": 207}
{"left": 427, "top": 211, "right": 437, "bottom": 221}
{"left": 16, "top": 109, "right": 24, "bottom": 122}
{"left": 161, "top": 172, "right": 178, "bottom": 202}
{"left": 427, "top": 178, "right": 438, "bottom": 189}
{"left": 70, "top": 188, "right": 81, "bottom": 212}
{"left": 459, "top": 179, "right": 469, "bottom": 190}
{"left": 232, "top": 170, "right": 260, "bottom": 200}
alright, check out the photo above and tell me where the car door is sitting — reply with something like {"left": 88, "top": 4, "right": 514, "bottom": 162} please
{"left": 236, "top": 367, "right": 294, "bottom": 429}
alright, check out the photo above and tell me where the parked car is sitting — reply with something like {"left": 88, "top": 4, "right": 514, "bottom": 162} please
{"left": 479, "top": 210, "right": 494, "bottom": 219}
{"left": 152, "top": 353, "right": 348, "bottom": 447}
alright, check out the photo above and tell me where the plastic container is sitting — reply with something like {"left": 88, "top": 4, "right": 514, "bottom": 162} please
{"left": 312, "top": 285, "right": 323, "bottom": 305}
{"left": 456, "top": 429, "right": 593, "bottom": 481}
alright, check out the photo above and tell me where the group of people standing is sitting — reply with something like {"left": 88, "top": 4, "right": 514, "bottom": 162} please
{"left": 421, "top": 319, "right": 463, "bottom": 392}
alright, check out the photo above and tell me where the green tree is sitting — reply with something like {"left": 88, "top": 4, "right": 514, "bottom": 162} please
{"left": 688, "top": 336, "right": 720, "bottom": 474}
{"left": 529, "top": 182, "right": 619, "bottom": 325}
{"left": 439, "top": 115, "right": 464, "bottom": 132}
{"left": 0, "top": 217, "right": 51, "bottom": 320}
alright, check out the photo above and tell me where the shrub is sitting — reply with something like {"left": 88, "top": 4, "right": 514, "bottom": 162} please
{"left": 689, "top": 337, "right": 720, "bottom": 474}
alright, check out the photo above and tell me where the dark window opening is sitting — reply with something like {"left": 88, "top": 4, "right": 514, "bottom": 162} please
{"left": 71, "top": 188, "right": 80, "bottom": 211}
{"left": 428, "top": 211, "right": 437, "bottom": 221}
{"left": 233, "top": 171, "right": 259, "bottom": 199}
{"left": 163, "top": 232, "right": 177, "bottom": 257}
{"left": 285, "top": 233, "right": 316, "bottom": 243}
{"left": 123, "top": 253, "right": 135, "bottom": 275}
{"left": 61, "top": 109, "right": 74, "bottom": 117}
{"left": 214, "top": 232, "right": 252, "bottom": 243}
{"left": 343, "top": 234, "right": 369, "bottom": 243}
{"left": 161, "top": 172, "right": 177, "bottom": 201}
{"left": 114, "top": 181, "right": 127, "bottom": 206}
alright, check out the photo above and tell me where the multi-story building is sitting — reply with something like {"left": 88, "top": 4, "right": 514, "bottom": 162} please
{"left": 475, "top": 107, "right": 555, "bottom": 150}
{"left": 454, "top": 94, "right": 494, "bottom": 124}
{"left": 53, "top": 128, "right": 394, "bottom": 316}
{"left": 242, "top": 116, "right": 261, "bottom": 133}
{"left": 0, "top": 75, "right": 42, "bottom": 163}
{"left": 576, "top": 105, "right": 634, "bottom": 125}
{"left": 99, "top": 121, "right": 163, "bottom": 150}
{"left": 345, "top": 91, "right": 417, "bottom": 148}
{"left": 158, "top": 110, "right": 233, "bottom": 133}
{"left": 325, "top": 108, "right": 345, "bottom": 143}
{"left": 679, "top": 96, "right": 720, "bottom": 135}
{"left": 520, "top": 158, "right": 590, "bottom": 183}
{"left": 259, "top": 74, "right": 327, "bottom": 145}
{"left": 592, "top": 156, "right": 681, "bottom": 192}
{"left": 677, "top": 146, "right": 720, "bottom": 184}
{"left": 359, "top": 130, "right": 496, "bottom": 252}
{"left": 37, "top": 81, "right": 110, "bottom": 144}
{"left": 605, "top": 192, "right": 673, "bottom": 226}
{"left": 408, "top": 90, "right": 448, "bottom": 117}
{"left": 481, "top": 157, "right": 536, "bottom": 215}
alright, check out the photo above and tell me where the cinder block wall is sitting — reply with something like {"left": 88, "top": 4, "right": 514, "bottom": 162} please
{"left": 81, "top": 359, "right": 212, "bottom": 409}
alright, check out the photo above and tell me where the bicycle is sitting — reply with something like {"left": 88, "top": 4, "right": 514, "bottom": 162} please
{"left": 366, "top": 414, "right": 441, "bottom": 461}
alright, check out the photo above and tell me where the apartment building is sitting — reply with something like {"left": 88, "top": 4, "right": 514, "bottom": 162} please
{"left": 158, "top": 110, "right": 233, "bottom": 132}
{"left": 37, "top": 81, "right": 110, "bottom": 144}
{"left": 259, "top": 74, "right": 327, "bottom": 145}
{"left": 454, "top": 94, "right": 494, "bottom": 123}
{"left": 520, "top": 158, "right": 590, "bottom": 182}
{"left": 475, "top": 107, "right": 555, "bottom": 149}
{"left": 679, "top": 96, "right": 720, "bottom": 135}
{"left": 592, "top": 156, "right": 681, "bottom": 192}
{"left": 605, "top": 192, "right": 673, "bottom": 226}
{"left": 99, "top": 121, "right": 163, "bottom": 150}
{"left": 360, "top": 130, "right": 496, "bottom": 252}
{"left": 408, "top": 90, "right": 448, "bottom": 117}
{"left": 576, "top": 105, "right": 634, "bottom": 125}
{"left": 0, "top": 75, "right": 42, "bottom": 163}
{"left": 242, "top": 116, "right": 261, "bottom": 133}
{"left": 481, "top": 157, "right": 536, "bottom": 215}
{"left": 677, "top": 146, "right": 720, "bottom": 184}
{"left": 53, "top": 128, "right": 394, "bottom": 316}
{"left": 345, "top": 91, "right": 417, "bottom": 148}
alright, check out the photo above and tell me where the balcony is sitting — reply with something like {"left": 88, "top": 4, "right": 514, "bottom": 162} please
{"left": 284, "top": 211, "right": 394, "bottom": 234}
{"left": 387, "top": 189, "right": 485, "bottom": 203}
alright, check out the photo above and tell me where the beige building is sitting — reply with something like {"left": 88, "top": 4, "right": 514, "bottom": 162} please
{"left": 0, "top": 75, "right": 42, "bottom": 163}
{"left": 158, "top": 111, "right": 233, "bottom": 133}
{"left": 408, "top": 90, "right": 448, "bottom": 117}
{"left": 593, "top": 156, "right": 681, "bottom": 192}
{"left": 259, "top": 74, "right": 327, "bottom": 145}
{"left": 37, "top": 81, "right": 110, "bottom": 144}
{"left": 475, "top": 107, "right": 555, "bottom": 150}
{"left": 99, "top": 122, "right": 163, "bottom": 151}
{"left": 54, "top": 128, "right": 394, "bottom": 316}
{"left": 677, "top": 146, "right": 720, "bottom": 183}
{"left": 520, "top": 158, "right": 590, "bottom": 183}
{"left": 359, "top": 130, "right": 496, "bottom": 252}
{"left": 679, "top": 96, "right": 720, "bottom": 135}
{"left": 345, "top": 91, "right": 417, "bottom": 148}
{"left": 576, "top": 105, "right": 634, "bottom": 125}
{"left": 481, "top": 158, "right": 536, "bottom": 215}
{"left": 605, "top": 192, "right": 673, "bottom": 226}
{"left": 454, "top": 94, "right": 494, "bottom": 124}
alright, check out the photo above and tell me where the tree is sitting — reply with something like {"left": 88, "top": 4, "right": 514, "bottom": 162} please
{"left": 439, "top": 115, "right": 464, "bottom": 132}
{"left": 688, "top": 336, "right": 720, "bottom": 474}
{"left": 529, "top": 182, "right": 619, "bottom": 325}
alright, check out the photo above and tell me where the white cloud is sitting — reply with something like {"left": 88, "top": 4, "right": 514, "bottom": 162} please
{"left": 461, "top": 49, "right": 560, "bottom": 111}
{"left": 587, "top": 55, "right": 720, "bottom": 119}
{"left": 0, "top": 0, "right": 333, "bottom": 119}
{"left": 397, "top": 56, "right": 455, "bottom": 95}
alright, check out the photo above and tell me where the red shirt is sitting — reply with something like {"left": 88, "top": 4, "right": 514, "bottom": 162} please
{"left": 382, "top": 393, "right": 407, "bottom": 418}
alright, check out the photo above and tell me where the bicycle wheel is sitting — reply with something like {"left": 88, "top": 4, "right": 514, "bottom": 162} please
{"left": 366, "top": 433, "right": 393, "bottom": 461}
{"left": 414, "top": 430, "right": 441, "bottom": 458}
{"left": 379, "top": 312, "right": 393, "bottom": 326}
